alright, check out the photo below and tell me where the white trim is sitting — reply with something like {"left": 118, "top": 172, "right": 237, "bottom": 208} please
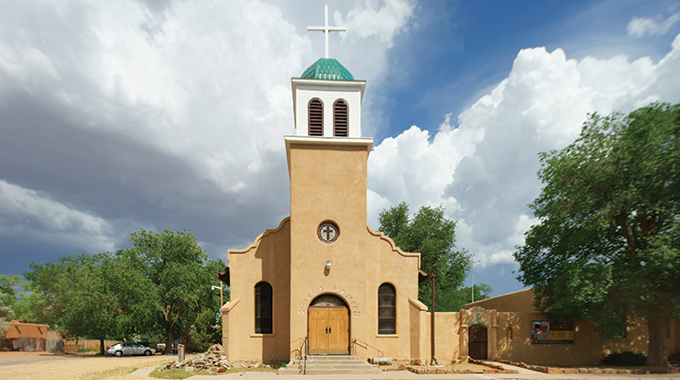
{"left": 284, "top": 135, "right": 373, "bottom": 147}
{"left": 291, "top": 78, "right": 365, "bottom": 134}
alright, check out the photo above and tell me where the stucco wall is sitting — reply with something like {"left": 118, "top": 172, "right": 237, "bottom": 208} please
{"left": 495, "top": 312, "right": 650, "bottom": 366}
{"left": 466, "top": 288, "right": 534, "bottom": 312}
{"left": 222, "top": 217, "right": 292, "bottom": 361}
{"left": 286, "top": 139, "right": 422, "bottom": 362}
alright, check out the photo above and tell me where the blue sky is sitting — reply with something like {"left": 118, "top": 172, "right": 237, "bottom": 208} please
{"left": 379, "top": 0, "right": 680, "bottom": 140}
{"left": 1, "top": 0, "right": 680, "bottom": 298}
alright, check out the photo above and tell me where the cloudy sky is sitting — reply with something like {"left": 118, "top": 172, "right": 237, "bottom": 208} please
{"left": 2, "top": 0, "right": 680, "bottom": 297}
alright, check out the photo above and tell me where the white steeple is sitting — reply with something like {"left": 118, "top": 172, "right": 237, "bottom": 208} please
{"left": 291, "top": 5, "right": 366, "bottom": 138}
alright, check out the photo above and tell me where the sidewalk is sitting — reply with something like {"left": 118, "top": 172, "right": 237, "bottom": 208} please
{"left": 184, "top": 370, "right": 680, "bottom": 380}
{"left": 132, "top": 360, "right": 680, "bottom": 380}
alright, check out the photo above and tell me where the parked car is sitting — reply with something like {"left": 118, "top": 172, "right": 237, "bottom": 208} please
{"left": 106, "top": 342, "right": 155, "bottom": 357}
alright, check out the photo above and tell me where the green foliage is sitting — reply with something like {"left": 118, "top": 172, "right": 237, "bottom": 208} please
{"left": 601, "top": 351, "right": 647, "bottom": 366}
{"left": 0, "top": 274, "right": 20, "bottom": 329}
{"left": 190, "top": 309, "right": 222, "bottom": 352}
{"left": 17, "top": 229, "right": 224, "bottom": 356}
{"left": 117, "top": 229, "right": 225, "bottom": 353}
{"left": 514, "top": 102, "right": 680, "bottom": 367}
{"left": 453, "top": 284, "right": 493, "bottom": 309}
{"left": 378, "top": 203, "right": 476, "bottom": 311}
{"left": 20, "top": 253, "right": 121, "bottom": 353}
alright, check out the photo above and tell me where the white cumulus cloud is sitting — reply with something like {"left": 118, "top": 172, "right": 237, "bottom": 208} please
{"left": 368, "top": 34, "right": 680, "bottom": 269}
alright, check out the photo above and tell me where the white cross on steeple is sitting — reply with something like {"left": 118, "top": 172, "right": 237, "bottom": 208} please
{"left": 307, "top": 4, "right": 346, "bottom": 59}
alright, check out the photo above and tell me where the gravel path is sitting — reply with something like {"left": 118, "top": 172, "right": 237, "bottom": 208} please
{"left": 0, "top": 353, "right": 176, "bottom": 380}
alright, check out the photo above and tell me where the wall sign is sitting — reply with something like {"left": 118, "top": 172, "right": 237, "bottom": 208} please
{"left": 297, "top": 285, "right": 360, "bottom": 316}
{"left": 531, "top": 321, "right": 575, "bottom": 344}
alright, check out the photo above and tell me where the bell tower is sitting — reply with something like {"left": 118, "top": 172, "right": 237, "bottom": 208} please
{"left": 291, "top": 4, "right": 365, "bottom": 138}
{"left": 285, "top": 5, "right": 373, "bottom": 354}
{"left": 291, "top": 60, "right": 365, "bottom": 137}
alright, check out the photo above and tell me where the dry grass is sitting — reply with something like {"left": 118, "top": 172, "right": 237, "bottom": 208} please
{"left": 0, "top": 353, "right": 175, "bottom": 380}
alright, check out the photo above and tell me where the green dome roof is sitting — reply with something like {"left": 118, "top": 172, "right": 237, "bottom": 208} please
{"left": 300, "top": 58, "right": 354, "bottom": 81}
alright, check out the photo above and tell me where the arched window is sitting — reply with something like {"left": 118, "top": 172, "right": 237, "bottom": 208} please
{"left": 255, "top": 282, "right": 272, "bottom": 334}
{"left": 378, "top": 283, "right": 396, "bottom": 334}
{"left": 333, "top": 99, "right": 348, "bottom": 137}
{"left": 506, "top": 327, "right": 513, "bottom": 340}
{"left": 308, "top": 98, "right": 323, "bottom": 136}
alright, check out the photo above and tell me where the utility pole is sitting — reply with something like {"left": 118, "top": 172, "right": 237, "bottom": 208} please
{"left": 431, "top": 274, "right": 438, "bottom": 365}
{"left": 471, "top": 260, "right": 480, "bottom": 303}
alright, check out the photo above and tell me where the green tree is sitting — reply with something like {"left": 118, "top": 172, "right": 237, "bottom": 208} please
{"left": 21, "top": 254, "right": 121, "bottom": 354}
{"left": 17, "top": 229, "right": 224, "bottom": 355}
{"left": 449, "top": 284, "right": 493, "bottom": 310}
{"left": 514, "top": 102, "right": 680, "bottom": 367}
{"left": 378, "top": 203, "right": 474, "bottom": 311}
{"left": 190, "top": 309, "right": 222, "bottom": 352}
{"left": 0, "top": 274, "right": 20, "bottom": 329}
{"left": 118, "top": 229, "right": 224, "bottom": 354}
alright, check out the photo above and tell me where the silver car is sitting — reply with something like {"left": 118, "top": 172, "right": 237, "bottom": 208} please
{"left": 106, "top": 342, "right": 155, "bottom": 356}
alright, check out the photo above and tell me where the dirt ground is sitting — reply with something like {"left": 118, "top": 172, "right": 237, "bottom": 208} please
{"left": 0, "top": 352, "right": 178, "bottom": 380}
{"left": 377, "top": 359, "right": 489, "bottom": 373}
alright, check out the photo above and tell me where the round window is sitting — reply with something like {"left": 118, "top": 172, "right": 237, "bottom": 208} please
{"left": 317, "top": 222, "right": 339, "bottom": 243}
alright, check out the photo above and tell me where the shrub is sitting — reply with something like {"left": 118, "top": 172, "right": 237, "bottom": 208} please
{"left": 190, "top": 309, "right": 222, "bottom": 352}
{"left": 601, "top": 351, "right": 647, "bottom": 366}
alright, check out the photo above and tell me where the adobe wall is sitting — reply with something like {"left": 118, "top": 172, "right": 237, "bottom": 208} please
{"left": 466, "top": 288, "right": 534, "bottom": 312}
{"left": 495, "top": 312, "right": 650, "bottom": 366}
{"left": 362, "top": 225, "right": 421, "bottom": 361}
{"left": 286, "top": 139, "right": 422, "bottom": 362}
{"left": 287, "top": 141, "right": 370, "bottom": 360}
{"left": 222, "top": 217, "right": 292, "bottom": 362}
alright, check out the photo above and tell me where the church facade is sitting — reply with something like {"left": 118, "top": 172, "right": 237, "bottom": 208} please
{"left": 219, "top": 57, "right": 440, "bottom": 363}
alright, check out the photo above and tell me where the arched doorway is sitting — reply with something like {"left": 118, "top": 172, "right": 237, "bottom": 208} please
{"left": 468, "top": 324, "right": 488, "bottom": 359}
{"left": 308, "top": 294, "right": 349, "bottom": 355}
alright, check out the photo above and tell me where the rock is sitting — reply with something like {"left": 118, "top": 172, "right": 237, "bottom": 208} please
{"left": 208, "top": 344, "right": 224, "bottom": 351}
{"left": 373, "top": 357, "right": 392, "bottom": 365}
{"left": 156, "top": 344, "right": 237, "bottom": 374}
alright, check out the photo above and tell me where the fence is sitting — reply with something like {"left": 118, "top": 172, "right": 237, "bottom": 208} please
{"left": 46, "top": 339, "right": 119, "bottom": 353}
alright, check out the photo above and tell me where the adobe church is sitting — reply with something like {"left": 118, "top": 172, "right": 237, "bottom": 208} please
{"left": 217, "top": 7, "right": 442, "bottom": 365}
{"left": 217, "top": 6, "right": 679, "bottom": 369}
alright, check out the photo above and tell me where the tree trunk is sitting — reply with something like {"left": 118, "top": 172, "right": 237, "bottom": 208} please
{"left": 164, "top": 329, "right": 173, "bottom": 355}
{"left": 646, "top": 313, "right": 670, "bottom": 367}
{"left": 99, "top": 338, "right": 105, "bottom": 356}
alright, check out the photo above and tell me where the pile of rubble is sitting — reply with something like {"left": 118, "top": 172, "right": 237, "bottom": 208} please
{"left": 160, "top": 344, "right": 272, "bottom": 373}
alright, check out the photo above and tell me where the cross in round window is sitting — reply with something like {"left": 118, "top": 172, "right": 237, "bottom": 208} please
{"left": 318, "top": 222, "right": 339, "bottom": 243}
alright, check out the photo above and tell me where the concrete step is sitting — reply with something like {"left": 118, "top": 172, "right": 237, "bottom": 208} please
{"left": 278, "top": 355, "right": 381, "bottom": 375}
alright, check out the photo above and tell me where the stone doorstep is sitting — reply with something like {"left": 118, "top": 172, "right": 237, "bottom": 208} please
{"left": 279, "top": 368, "right": 381, "bottom": 375}
{"left": 293, "top": 364, "right": 378, "bottom": 369}
{"left": 297, "top": 360, "right": 375, "bottom": 366}
{"left": 286, "top": 368, "right": 382, "bottom": 375}
{"left": 279, "top": 355, "right": 381, "bottom": 375}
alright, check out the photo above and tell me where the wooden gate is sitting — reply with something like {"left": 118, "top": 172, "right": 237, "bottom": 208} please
{"left": 308, "top": 307, "right": 349, "bottom": 354}
{"left": 468, "top": 324, "right": 487, "bottom": 359}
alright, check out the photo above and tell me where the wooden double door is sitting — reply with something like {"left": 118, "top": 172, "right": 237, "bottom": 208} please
{"left": 308, "top": 306, "right": 349, "bottom": 355}
{"left": 468, "top": 324, "right": 488, "bottom": 359}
